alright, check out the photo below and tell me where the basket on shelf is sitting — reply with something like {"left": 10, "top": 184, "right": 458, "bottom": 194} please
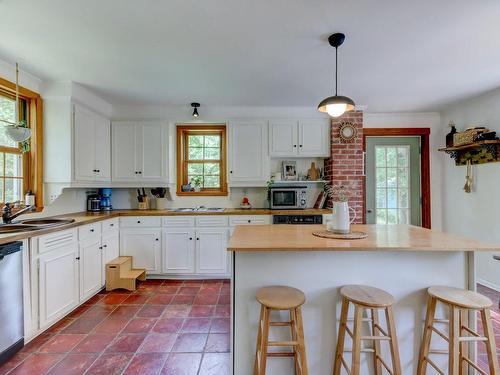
{"left": 453, "top": 128, "right": 488, "bottom": 146}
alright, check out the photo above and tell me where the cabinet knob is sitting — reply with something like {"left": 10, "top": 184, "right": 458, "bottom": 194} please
{"left": 155, "top": 238, "right": 159, "bottom": 241}
{"left": 196, "top": 237, "right": 200, "bottom": 241}
{"left": 96, "top": 169, "right": 100, "bottom": 172}
{"left": 110, "top": 224, "right": 114, "bottom": 227}
{"left": 248, "top": 220, "right": 251, "bottom": 223}
{"left": 137, "top": 221, "right": 141, "bottom": 224}
{"left": 189, "top": 237, "right": 193, "bottom": 240}
{"left": 135, "top": 171, "right": 138, "bottom": 174}
{"left": 299, "top": 145, "right": 303, "bottom": 148}
{"left": 103, "top": 244, "right": 107, "bottom": 248}
{"left": 293, "top": 145, "right": 297, "bottom": 148}
{"left": 138, "top": 171, "right": 142, "bottom": 174}
{"left": 76, "top": 257, "right": 80, "bottom": 260}
{"left": 99, "top": 246, "right": 103, "bottom": 250}
{"left": 230, "top": 171, "right": 233, "bottom": 174}
{"left": 90, "top": 229, "right": 94, "bottom": 232}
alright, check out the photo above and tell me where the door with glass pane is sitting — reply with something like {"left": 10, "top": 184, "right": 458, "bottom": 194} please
{"left": 365, "top": 137, "right": 421, "bottom": 225}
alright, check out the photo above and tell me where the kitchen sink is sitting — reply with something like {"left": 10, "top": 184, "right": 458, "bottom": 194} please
{"left": 173, "top": 207, "right": 225, "bottom": 213}
{"left": 0, "top": 224, "right": 40, "bottom": 233}
{"left": 17, "top": 218, "right": 75, "bottom": 226}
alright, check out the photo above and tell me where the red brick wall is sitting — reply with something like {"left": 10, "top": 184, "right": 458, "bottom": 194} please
{"left": 324, "top": 111, "right": 365, "bottom": 223}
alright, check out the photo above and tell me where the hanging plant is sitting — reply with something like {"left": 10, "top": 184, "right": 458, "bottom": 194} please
{"left": 17, "top": 120, "right": 30, "bottom": 153}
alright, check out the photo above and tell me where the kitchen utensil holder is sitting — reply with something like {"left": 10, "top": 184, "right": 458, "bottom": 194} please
{"left": 156, "top": 197, "right": 168, "bottom": 210}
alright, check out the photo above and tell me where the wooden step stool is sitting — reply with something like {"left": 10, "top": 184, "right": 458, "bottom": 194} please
{"left": 106, "top": 256, "right": 146, "bottom": 292}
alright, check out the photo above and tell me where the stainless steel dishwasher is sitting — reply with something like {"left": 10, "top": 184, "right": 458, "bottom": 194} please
{"left": 0, "top": 241, "right": 24, "bottom": 365}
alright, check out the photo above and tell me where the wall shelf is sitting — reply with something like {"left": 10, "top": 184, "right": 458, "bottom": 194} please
{"left": 438, "top": 140, "right": 500, "bottom": 165}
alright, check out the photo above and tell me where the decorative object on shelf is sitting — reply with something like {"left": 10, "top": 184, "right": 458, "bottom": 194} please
{"left": 438, "top": 140, "right": 500, "bottom": 166}
{"left": 312, "top": 229, "right": 367, "bottom": 240}
{"left": 313, "top": 191, "right": 327, "bottom": 209}
{"left": 191, "top": 102, "right": 200, "bottom": 117}
{"left": 446, "top": 121, "right": 457, "bottom": 147}
{"left": 271, "top": 171, "right": 282, "bottom": 181}
{"left": 307, "top": 162, "right": 320, "bottom": 181}
{"left": 317, "top": 32, "right": 356, "bottom": 118}
{"left": 339, "top": 121, "right": 357, "bottom": 143}
{"left": 240, "top": 195, "right": 252, "bottom": 209}
{"left": 282, "top": 160, "right": 298, "bottom": 181}
{"left": 463, "top": 160, "right": 473, "bottom": 193}
{"left": 0, "top": 63, "right": 32, "bottom": 152}
{"left": 453, "top": 126, "right": 487, "bottom": 146}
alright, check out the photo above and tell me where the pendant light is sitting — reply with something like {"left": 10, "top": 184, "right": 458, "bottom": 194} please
{"left": 317, "top": 33, "right": 355, "bottom": 118}
{"left": 191, "top": 102, "right": 200, "bottom": 117}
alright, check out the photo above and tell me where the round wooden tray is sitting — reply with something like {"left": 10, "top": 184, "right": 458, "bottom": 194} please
{"left": 312, "top": 230, "right": 368, "bottom": 240}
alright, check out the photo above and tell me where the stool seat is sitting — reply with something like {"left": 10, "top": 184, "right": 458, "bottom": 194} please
{"left": 340, "top": 284, "right": 395, "bottom": 308}
{"left": 428, "top": 286, "right": 492, "bottom": 309}
{"left": 256, "top": 285, "right": 306, "bottom": 310}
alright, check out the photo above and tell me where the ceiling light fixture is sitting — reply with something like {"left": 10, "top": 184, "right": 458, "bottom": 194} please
{"left": 317, "top": 33, "right": 355, "bottom": 118}
{"left": 191, "top": 102, "right": 200, "bottom": 117}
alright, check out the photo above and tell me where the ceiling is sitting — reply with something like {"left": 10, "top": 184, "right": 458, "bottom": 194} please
{"left": 1, "top": 0, "right": 500, "bottom": 111}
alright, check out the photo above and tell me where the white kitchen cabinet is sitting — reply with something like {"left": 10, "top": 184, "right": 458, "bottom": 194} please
{"left": 163, "top": 228, "right": 196, "bottom": 274}
{"left": 269, "top": 119, "right": 330, "bottom": 157}
{"left": 228, "top": 120, "right": 269, "bottom": 185}
{"left": 102, "top": 233, "right": 119, "bottom": 282}
{"left": 38, "top": 242, "right": 79, "bottom": 330}
{"left": 73, "top": 104, "right": 111, "bottom": 182}
{"left": 112, "top": 121, "right": 167, "bottom": 183}
{"left": 120, "top": 228, "right": 162, "bottom": 273}
{"left": 195, "top": 228, "right": 229, "bottom": 274}
{"left": 79, "top": 237, "right": 103, "bottom": 301}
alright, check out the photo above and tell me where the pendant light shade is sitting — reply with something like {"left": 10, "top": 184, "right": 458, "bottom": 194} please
{"left": 191, "top": 102, "right": 200, "bottom": 117}
{"left": 317, "top": 33, "right": 355, "bottom": 118}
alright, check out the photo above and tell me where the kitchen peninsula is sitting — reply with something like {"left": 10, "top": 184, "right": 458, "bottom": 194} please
{"left": 228, "top": 224, "right": 500, "bottom": 374}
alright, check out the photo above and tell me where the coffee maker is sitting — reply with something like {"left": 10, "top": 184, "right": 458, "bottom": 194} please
{"left": 99, "top": 188, "right": 113, "bottom": 211}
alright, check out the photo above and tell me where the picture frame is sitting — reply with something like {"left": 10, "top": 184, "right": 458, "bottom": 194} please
{"left": 282, "top": 160, "right": 298, "bottom": 181}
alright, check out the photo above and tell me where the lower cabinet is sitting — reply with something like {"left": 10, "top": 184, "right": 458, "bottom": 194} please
{"left": 163, "top": 228, "right": 196, "bottom": 274}
{"left": 101, "top": 233, "right": 119, "bottom": 282}
{"left": 38, "top": 243, "right": 79, "bottom": 330}
{"left": 196, "top": 228, "right": 229, "bottom": 274}
{"left": 79, "top": 237, "right": 103, "bottom": 301}
{"left": 120, "top": 228, "right": 162, "bottom": 273}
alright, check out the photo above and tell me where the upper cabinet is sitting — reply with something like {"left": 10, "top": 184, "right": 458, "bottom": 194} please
{"left": 112, "top": 121, "right": 167, "bottom": 183}
{"left": 228, "top": 120, "right": 270, "bottom": 186}
{"left": 74, "top": 104, "right": 111, "bottom": 182}
{"left": 269, "top": 119, "right": 330, "bottom": 157}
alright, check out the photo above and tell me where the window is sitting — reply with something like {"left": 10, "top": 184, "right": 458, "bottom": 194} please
{"left": 0, "top": 76, "right": 43, "bottom": 208}
{"left": 176, "top": 125, "right": 227, "bottom": 195}
{"left": 375, "top": 145, "right": 410, "bottom": 224}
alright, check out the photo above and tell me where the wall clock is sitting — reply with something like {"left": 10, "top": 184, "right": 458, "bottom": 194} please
{"left": 339, "top": 121, "right": 357, "bottom": 143}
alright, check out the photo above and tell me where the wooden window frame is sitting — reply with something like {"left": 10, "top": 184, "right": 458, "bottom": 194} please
{"left": 176, "top": 124, "right": 228, "bottom": 196}
{"left": 363, "top": 128, "right": 431, "bottom": 229}
{"left": 0, "top": 77, "right": 43, "bottom": 209}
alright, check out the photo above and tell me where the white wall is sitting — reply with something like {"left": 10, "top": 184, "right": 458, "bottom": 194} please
{"left": 440, "top": 88, "right": 500, "bottom": 290}
{"left": 0, "top": 58, "right": 42, "bottom": 93}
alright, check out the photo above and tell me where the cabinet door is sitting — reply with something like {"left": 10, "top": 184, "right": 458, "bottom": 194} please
{"left": 120, "top": 229, "right": 161, "bottom": 273}
{"left": 102, "top": 234, "right": 119, "bottom": 284}
{"left": 94, "top": 114, "right": 111, "bottom": 181}
{"left": 195, "top": 228, "right": 228, "bottom": 274}
{"left": 38, "top": 245, "right": 79, "bottom": 329}
{"left": 298, "top": 120, "right": 330, "bottom": 157}
{"left": 73, "top": 105, "right": 96, "bottom": 182}
{"left": 269, "top": 120, "right": 298, "bottom": 156}
{"left": 137, "top": 122, "right": 166, "bottom": 181}
{"left": 228, "top": 121, "right": 269, "bottom": 183}
{"left": 163, "top": 228, "right": 195, "bottom": 274}
{"left": 79, "top": 238, "right": 103, "bottom": 301}
{"left": 112, "top": 122, "right": 138, "bottom": 181}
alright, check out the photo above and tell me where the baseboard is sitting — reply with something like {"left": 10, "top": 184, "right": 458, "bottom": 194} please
{"left": 477, "top": 278, "right": 500, "bottom": 292}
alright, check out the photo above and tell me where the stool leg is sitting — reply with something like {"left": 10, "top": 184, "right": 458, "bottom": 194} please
{"left": 480, "top": 308, "right": 500, "bottom": 375}
{"left": 290, "top": 308, "right": 300, "bottom": 375}
{"left": 351, "top": 305, "right": 363, "bottom": 375}
{"left": 333, "top": 298, "right": 350, "bottom": 375}
{"left": 458, "top": 310, "right": 468, "bottom": 375}
{"left": 417, "top": 295, "right": 437, "bottom": 375}
{"left": 254, "top": 305, "right": 265, "bottom": 375}
{"left": 385, "top": 305, "right": 402, "bottom": 375}
{"left": 448, "top": 306, "right": 460, "bottom": 375}
{"left": 371, "top": 308, "right": 383, "bottom": 375}
{"left": 295, "top": 306, "right": 308, "bottom": 375}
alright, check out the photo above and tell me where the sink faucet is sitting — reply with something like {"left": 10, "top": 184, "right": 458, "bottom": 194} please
{"left": 2, "top": 203, "right": 36, "bottom": 224}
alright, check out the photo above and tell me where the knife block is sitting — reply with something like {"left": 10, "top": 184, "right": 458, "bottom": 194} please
{"left": 138, "top": 197, "right": 150, "bottom": 210}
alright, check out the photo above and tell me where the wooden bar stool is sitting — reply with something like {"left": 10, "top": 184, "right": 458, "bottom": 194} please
{"left": 254, "top": 286, "right": 308, "bottom": 375}
{"left": 417, "top": 286, "right": 499, "bottom": 375}
{"left": 333, "top": 285, "right": 402, "bottom": 375}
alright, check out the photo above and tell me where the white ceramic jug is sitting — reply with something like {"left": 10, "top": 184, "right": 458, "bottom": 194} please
{"left": 329, "top": 201, "right": 356, "bottom": 234}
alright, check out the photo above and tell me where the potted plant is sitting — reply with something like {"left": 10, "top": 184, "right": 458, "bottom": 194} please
{"left": 190, "top": 176, "right": 203, "bottom": 192}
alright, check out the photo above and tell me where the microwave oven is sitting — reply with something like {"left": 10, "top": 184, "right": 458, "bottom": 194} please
{"left": 270, "top": 186, "right": 307, "bottom": 209}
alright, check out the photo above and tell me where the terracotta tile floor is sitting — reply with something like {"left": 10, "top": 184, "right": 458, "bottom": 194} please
{"left": 0, "top": 279, "right": 230, "bottom": 375}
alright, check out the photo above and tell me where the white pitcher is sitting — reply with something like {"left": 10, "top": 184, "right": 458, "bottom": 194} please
{"left": 329, "top": 201, "right": 356, "bottom": 234}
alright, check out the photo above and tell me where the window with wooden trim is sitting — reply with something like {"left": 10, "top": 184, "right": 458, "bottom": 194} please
{"left": 176, "top": 125, "right": 227, "bottom": 196}
{"left": 0, "top": 77, "right": 43, "bottom": 208}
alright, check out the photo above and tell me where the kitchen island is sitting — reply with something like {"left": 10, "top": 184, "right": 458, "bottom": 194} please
{"left": 227, "top": 224, "right": 499, "bottom": 375}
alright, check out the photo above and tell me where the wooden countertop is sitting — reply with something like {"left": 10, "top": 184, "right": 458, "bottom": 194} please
{"left": 227, "top": 224, "right": 500, "bottom": 252}
{"left": 0, "top": 208, "right": 330, "bottom": 245}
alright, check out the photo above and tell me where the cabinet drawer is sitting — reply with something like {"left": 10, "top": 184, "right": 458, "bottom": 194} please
{"left": 229, "top": 215, "right": 271, "bottom": 226}
{"left": 195, "top": 216, "right": 228, "bottom": 227}
{"left": 37, "top": 229, "right": 78, "bottom": 254}
{"left": 102, "top": 218, "right": 119, "bottom": 236}
{"left": 120, "top": 217, "right": 161, "bottom": 228}
{"left": 162, "top": 216, "right": 195, "bottom": 227}
{"left": 78, "top": 223, "right": 102, "bottom": 241}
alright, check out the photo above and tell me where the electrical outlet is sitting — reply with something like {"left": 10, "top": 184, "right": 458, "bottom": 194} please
{"left": 49, "top": 194, "right": 58, "bottom": 203}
